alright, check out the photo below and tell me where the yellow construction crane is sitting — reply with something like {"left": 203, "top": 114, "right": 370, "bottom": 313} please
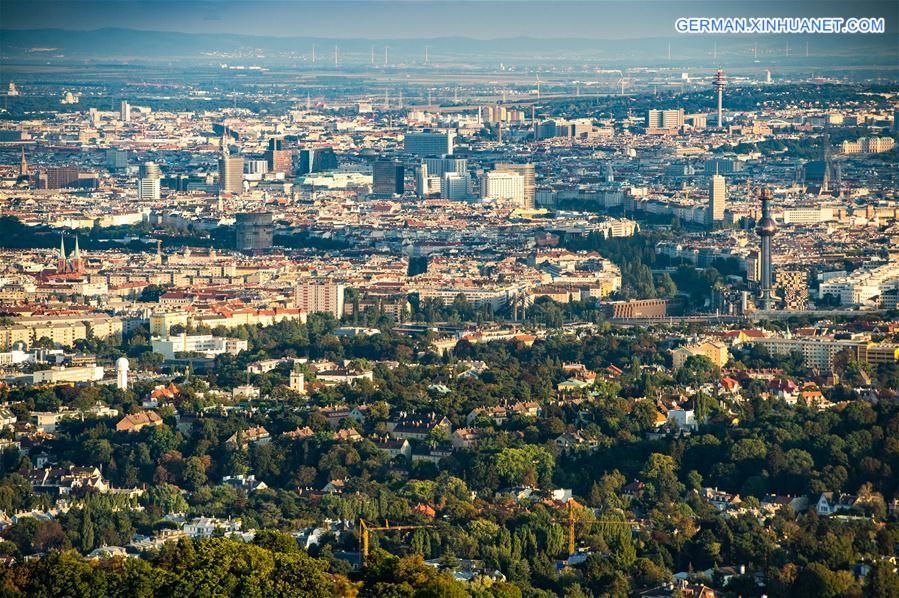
{"left": 555, "top": 502, "right": 642, "bottom": 556}
{"left": 358, "top": 519, "right": 434, "bottom": 567}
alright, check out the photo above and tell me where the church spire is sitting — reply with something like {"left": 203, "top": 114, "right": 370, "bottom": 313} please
{"left": 19, "top": 147, "right": 27, "bottom": 177}
{"left": 73, "top": 236, "right": 82, "bottom": 272}
{"left": 57, "top": 235, "right": 66, "bottom": 273}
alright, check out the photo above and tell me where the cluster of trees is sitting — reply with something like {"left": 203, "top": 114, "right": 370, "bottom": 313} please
{"left": 1, "top": 313, "right": 898, "bottom": 595}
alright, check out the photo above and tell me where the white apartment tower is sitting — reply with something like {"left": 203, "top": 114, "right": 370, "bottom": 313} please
{"left": 707, "top": 171, "right": 726, "bottom": 226}
{"left": 480, "top": 171, "right": 525, "bottom": 206}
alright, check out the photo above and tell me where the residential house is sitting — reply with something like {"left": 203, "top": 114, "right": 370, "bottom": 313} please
{"left": 700, "top": 487, "right": 742, "bottom": 512}
{"left": 816, "top": 492, "right": 860, "bottom": 516}
{"left": 451, "top": 428, "right": 480, "bottom": 449}
{"left": 372, "top": 437, "right": 412, "bottom": 459}
{"left": 221, "top": 474, "right": 268, "bottom": 493}
{"left": 116, "top": 411, "right": 163, "bottom": 433}
{"left": 226, "top": 426, "right": 271, "bottom": 449}
{"left": 27, "top": 466, "right": 110, "bottom": 496}
{"left": 388, "top": 415, "right": 452, "bottom": 440}
{"left": 183, "top": 517, "right": 242, "bottom": 538}
{"left": 332, "top": 428, "right": 363, "bottom": 442}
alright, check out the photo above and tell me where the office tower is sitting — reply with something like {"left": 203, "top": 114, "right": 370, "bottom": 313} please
{"left": 235, "top": 212, "right": 274, "bottom": 251}
{"left": 441, "top": 172, "right": 469, "bottom": 200}
{"left": 138, "top": 162, "right": 161, "bottom": 201}
{"left": 494, "top": 163, "right": 535, "bottom": 209}
{"left": 480, "top": 171, "right": 525, "bottom": 206}
{"left": 297, "top": 147, "right": 338, "bottom": 174}
{"left": 603, "top": 162, "right": 614, "bottom": 183}
{"left": 295, "top": 282, "right": 345, "bottom": 318}
{"left": 244, "top": 160, "right": 269, "bottom": 176}
{"left": 706, "top": 170, "right": 726, "bottom": 226}
{"left": 218, "top": 153, "right": 244, "bottom": 195}
{"left": 416, "top": 162, "right": 429, "bottom": 197}
{"left": 416, "top": 164, "right": 442, "bottom": 198}
{"left": 756, "top": 188, "right": 777, "bottom": 310}
{"left": 404, "top": 131, "right": 455, "bottom": 156}
{"left": 372, "top": 160, "right": 404, "bottom": 196}
{"left": 423, "top": 156, "right": 467, "bottom": 178}
{"left": 265, "top": 137, "right": 293, "bottom": 174}
{"left": 705, "top": 159, "right": 743, "bottom": 174}
{"left": 106, "top": 149, "right": 128, "bottom": 171}
{"left": 120, "top": 100, "right": 131, "bottom": 123}
{"left": 44, "top": 167, "right": 91, "bottom": 189}
{"left": 713, "top": 69, "right": 726, "bottom": 128}
{"left": 646, "top": 109, "right": 685, "bottom": 132}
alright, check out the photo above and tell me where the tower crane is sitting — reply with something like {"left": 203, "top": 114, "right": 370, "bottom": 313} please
{"left": 358, "top": 519, "right": 434, "bottom": 567}
{"left": 554, "top": 502, "right": 643, "bottom": 557}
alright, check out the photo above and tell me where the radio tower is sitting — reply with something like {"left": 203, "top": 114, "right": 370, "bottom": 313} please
{"left": 713, "top": 68, "right": 726, "bottom": 128}
{"left": 756, "top": 188, "right": 777, "bottom": 310}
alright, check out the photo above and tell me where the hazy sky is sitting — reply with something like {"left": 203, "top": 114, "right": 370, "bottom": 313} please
{"left": 1, "top": 0, "right": 895, "bottom": 39}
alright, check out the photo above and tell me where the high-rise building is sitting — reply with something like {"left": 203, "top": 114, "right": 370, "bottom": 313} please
{"left": 106, "top": 149, "right": 128, "bottom": 171}
{"left": 705, "top": 159, "right": 743, "bottom": 174}
{"left": 138, "top": 162, "right": 161, "bottom": 201}
{"left": 646, "top": 109, "right": 684, "bottom": 132}
{"left": 372, "top": 160, "right": 404, "bottom": 196}
{"left": 218, "top": 154, "right": 244, "bottom": 195}
{"left": 494, "top": 163, "right": 535, "bottom": 209}
{"left": 297, "top": 147, "right": 338, "bottom": 174}
{"left": 265, "top": 137, "right": 293, "bottom": 174}
{"left": 404, "top": 131, "right": 455, "bottom": 156}
{"left": 423, "top": 156, "right": 467, "bottom": 178}
{"left": 713, "top": 69, "right": 726, "bottom": 128}
{"left": 120, "top": 100, "right": 131, "bottom": 123}
{"left": 43, "top": 167, "right": 97, "bottom": 189}
{"left": 756, "top": 188, "right": 777, "bottom": 310}
{"left": 295, "top": 282, "right": 345, "bottom": 318}
{"left": 235, "top": 212, "right": 274, "bottom": 251}
{"left": 244, "top": 160, "right": 269, "bottom": 176}
{"left": 706, "top": 171, "right": 726, "bottom": 226}
{"left": 441, "top": 172, "right": 469, "bottom": 200}
{"left": 480, "top": 171, "right": 525, "bottom": 206}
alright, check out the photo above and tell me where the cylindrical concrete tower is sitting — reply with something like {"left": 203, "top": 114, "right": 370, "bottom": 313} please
{"left": 713, "top": 69, "right": 726, "bottom": 128}
{"left": 116, "top": 356, "right": 129, "bottom": 390}
{"left": 755, "top": 188, "right": 777, "bottom": 310}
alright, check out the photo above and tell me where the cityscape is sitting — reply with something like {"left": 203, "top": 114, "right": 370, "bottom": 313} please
{"left": 0, "top": 0, "right": 898, "bottom": 596}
